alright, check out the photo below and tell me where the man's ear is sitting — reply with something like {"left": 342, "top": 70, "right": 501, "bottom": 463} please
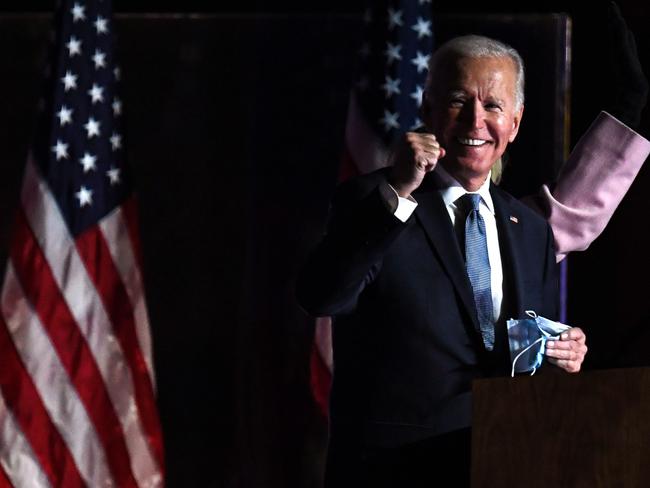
{"left": 508, "top": 105, "right": 524, "bottom": 142}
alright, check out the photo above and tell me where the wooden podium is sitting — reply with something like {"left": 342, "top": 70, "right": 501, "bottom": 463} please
{"left": 472, "top": 368, "right": 650, "bottom": 487}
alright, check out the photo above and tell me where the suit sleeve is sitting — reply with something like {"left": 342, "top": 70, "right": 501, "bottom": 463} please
{"left": 524, "top": 111, "right": 650, "bottom": 262}
{"left": 296, "top": 172, "right": 411, "bottom": 317}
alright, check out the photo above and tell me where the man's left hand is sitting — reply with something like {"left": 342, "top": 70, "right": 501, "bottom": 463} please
{"left": 545, "top": 327, "right": 587, "bottom": 373}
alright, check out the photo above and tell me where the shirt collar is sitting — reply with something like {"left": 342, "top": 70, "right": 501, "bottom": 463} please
{"left": 435, "top": 165, "right": 495, "bottom": 215}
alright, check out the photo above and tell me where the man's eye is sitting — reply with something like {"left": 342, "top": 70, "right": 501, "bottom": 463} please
{"left": 450, "top": 99, "right": 465, "bottom": 107}
{"left": 485, "top": 103, "right": 502, "bottom": 112}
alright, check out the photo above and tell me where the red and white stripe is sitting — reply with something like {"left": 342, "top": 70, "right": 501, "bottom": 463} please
{"left": 0, "top": 157, "right": 164, "bottom": 487}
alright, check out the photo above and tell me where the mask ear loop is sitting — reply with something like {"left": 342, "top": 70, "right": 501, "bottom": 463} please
{"left": 510, "top": 310, "right": 542, "bottom": 377}
{"left": 511, "top": 336, "right": 545, "bottom": 377}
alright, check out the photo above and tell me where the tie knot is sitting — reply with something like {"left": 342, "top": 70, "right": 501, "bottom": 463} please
{"left": 458, "top": 193, "right": 482, "bottom": 213}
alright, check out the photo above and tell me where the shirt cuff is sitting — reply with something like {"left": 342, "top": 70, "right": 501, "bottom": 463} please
{"left": 378, "top": 180, "right": 418, "bottom": 222}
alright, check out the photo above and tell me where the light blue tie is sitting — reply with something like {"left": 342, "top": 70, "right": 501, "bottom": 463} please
{"left": 461, "top": 193, "right": 495, "bottom": 351}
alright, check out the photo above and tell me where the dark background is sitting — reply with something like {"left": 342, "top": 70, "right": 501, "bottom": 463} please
{"left": 0, "top": 1, "right": 649, "bottom": 487}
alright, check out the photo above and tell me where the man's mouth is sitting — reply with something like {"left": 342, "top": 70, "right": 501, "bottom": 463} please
{"left": 456, "top": 137, "right": 489, "bottom": 147}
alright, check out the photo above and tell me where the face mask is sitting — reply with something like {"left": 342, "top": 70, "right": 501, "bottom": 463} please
{"left": 507, "top": 311, "right": 571, "bottom": 377}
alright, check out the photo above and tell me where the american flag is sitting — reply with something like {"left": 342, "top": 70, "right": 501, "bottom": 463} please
{"left": 310, "top": 0, "right": 433, "bottom": 418}
{"left": 0, "top": 1, "right": 164, "bottom": 486}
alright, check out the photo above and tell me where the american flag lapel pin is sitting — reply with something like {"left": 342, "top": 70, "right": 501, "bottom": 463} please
{"left": 510, "top": 215, "right": 519, "bottom": 224}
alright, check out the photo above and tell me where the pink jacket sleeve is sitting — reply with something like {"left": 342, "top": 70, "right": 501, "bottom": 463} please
{"left": 525, "top": 111, "right": 650, "bottom": 262}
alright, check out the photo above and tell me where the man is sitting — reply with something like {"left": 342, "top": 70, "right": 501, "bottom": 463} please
{"left": 297, "top": 35, "right": 587, "bottom": 487}
{"left": 309, "top": 2, "right": 650, "bottom": 417}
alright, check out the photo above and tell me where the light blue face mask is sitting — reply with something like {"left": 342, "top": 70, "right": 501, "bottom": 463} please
{"left": 507, "top": 311, "right": 572, "bottom": 377}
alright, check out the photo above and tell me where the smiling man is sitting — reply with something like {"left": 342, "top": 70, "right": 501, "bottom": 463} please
{"left": 297, "top": 35, "right": 586, "bottom": 487}
{"left": 390, "top": 36, "right": 524, "bottom": 196}
{"left": 426, "top": 54, "right": 522, "bottom": 190}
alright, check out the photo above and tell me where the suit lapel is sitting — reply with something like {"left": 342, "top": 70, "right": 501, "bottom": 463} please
{"left": 413, "top": 180, "right": 530, "bottom": 332}
{"left": 413, "top": 187, "right": 479, "bottom": 330}
{"left": 491, "top": 186, "right": 524, "bottom": 316}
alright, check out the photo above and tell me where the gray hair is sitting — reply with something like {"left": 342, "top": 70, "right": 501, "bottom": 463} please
{"left": 425, "top": 35, "right": 525, "bottom": 111}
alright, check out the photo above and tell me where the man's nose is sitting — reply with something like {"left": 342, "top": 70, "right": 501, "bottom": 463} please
{"left": 460, "top": 100, "right": 486, "bottom": 130}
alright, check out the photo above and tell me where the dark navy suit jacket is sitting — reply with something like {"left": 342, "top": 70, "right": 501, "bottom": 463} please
{"left": 297, "top": 168, "right": 559, "bottom": 451}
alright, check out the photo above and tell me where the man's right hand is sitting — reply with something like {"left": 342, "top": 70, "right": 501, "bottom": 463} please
{"left": 388, "top": 132, "right": 446, "bottom": 198}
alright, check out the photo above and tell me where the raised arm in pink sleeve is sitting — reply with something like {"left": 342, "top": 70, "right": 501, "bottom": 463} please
{"left": 524, "top": 111, "right": 650, "bottom": 262}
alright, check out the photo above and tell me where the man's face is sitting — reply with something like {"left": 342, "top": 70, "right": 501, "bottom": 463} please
{"left": 423, "top": 55, "right": 523, "bottom": 185}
